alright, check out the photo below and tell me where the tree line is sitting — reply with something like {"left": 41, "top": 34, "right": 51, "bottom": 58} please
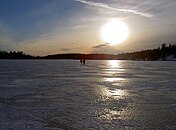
{"left": 0, "top": 43, "right": 176, "bottom": 60}
{"left": 117, "top": 43, "right": 176, "bottom": 60}
{"left": 0, "top": 51, "right": 38, "bottom": 59}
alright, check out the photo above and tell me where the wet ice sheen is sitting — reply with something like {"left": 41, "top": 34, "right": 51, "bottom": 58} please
{"left": 0, "top": 60, "right": 176, "bottom": 130}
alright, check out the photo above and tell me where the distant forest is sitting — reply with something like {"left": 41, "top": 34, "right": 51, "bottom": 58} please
{"left": 117, "top": 43, "right": 176, "bottom": 60}
{"left": 0, "top": 43, "right": 176, "bottom": 60}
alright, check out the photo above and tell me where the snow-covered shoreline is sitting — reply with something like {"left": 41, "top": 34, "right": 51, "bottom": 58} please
{"left": 157, "top": 54, "right": 176, "bottom": 61}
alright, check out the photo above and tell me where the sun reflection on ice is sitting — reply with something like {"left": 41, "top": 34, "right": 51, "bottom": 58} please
{"left": 103, "top": 60, "right": 125, "bottom": 78}
{"left": 99, "top": 108, "right": 121, "bottom": 121}
{"left": 106, "top": 89, "right": 126, "bottom": 100}
{"left": 105, "top": 77, "right": 125, "bottom": 82}
{"left": 105, "top": 60, "right": 125, "bottom": 73}
{"left": 104, "top": 60, "right": 126, "bottom": 82}
{"left": 107, "top": 89, "right": 125, "bottom": 97}
{"left": 96, "top": 60, "right": 129, "bottom": 123}
{"left": 97, "top": 86, "right": 128, "bottom": 122}
{"left": 108, "top": 60, "right": 121, "bottom": 68}
{"left": 101, "top": 87, "right": 127, "bottom": 100}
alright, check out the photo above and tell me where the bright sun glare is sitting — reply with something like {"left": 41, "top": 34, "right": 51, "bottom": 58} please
{"left": 101, "top": 21, "right": 129, "bottom": 45}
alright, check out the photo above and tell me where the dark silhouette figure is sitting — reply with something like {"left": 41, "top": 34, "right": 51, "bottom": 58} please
{"left": 80, "top": 59, "right": 83, "bottom": 65}
{"left": 83, "top": 59, "right": 86, "bottom": 65}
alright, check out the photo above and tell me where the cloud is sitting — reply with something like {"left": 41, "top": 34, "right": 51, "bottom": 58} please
{"left": 138, "top": 0, "right": 176, "bottom": 15}
{"left": 74, "top": 0, "right": 153, "bottom": 18}
{"left": 91, "top": 43, "right": 121, "bottom": 54}
{"left": 92, "top": 43, "right": 109, "bottom": 49}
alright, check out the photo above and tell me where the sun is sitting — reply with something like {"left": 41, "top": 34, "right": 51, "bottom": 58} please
{"left": 101, "top": 20, "right": 129, "bottom": 45}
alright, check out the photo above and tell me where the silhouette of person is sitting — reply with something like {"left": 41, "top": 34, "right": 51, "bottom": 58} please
{"left": 80, "top": 59, "right": 83, "bottom": 65}
{"left": 83, "top": 59, "right": 86, "bottom": 65}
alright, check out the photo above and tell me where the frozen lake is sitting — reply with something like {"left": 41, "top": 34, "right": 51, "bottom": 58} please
{"left": 0, "top": 60, "right": 176, "bottom": 130}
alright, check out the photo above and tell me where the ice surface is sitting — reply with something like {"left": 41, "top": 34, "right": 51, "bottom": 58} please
{"left": 0, "top": 60, "right": 176, "bottom": 129}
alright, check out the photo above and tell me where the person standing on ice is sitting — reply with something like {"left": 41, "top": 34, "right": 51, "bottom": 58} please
{"left": 83, "top": 59, "right": 86, "bottom": 65}
{"left": 80, "top": 59, "right": 83, "bottom": 65}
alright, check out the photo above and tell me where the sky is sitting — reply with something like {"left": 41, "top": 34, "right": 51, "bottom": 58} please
{"left": 0, "top": 0, "right": 176, "bottom": 55}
